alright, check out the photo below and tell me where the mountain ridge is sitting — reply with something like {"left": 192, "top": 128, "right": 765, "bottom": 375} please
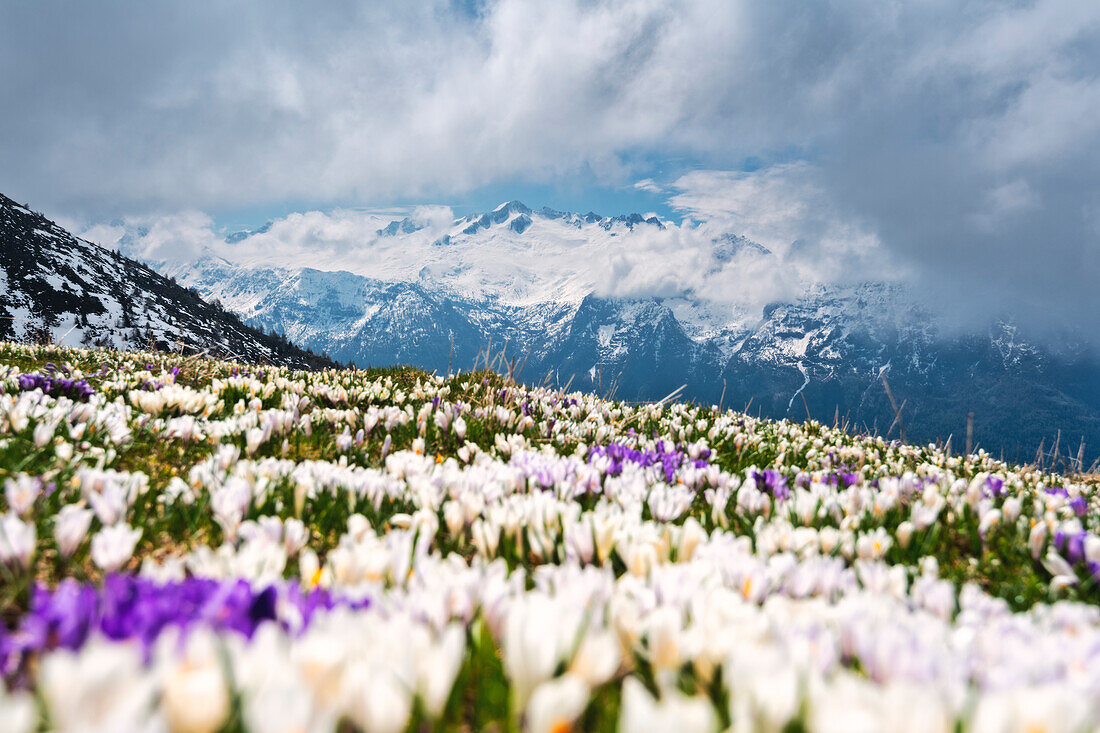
{"left": 0, "top": 193, "right": 336, "bottom": 371}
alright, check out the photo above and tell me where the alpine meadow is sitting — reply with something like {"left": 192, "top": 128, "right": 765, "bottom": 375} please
{"left": 2, "top": 2, "right": 1100, "bottom": 732}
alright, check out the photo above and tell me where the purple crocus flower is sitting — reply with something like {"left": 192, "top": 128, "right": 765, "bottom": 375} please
{"left": 985, "top": 476, "right": 1005, "bottom": 497}
{"left": 588, "top": 441, "right": 711, "bottom": 483}
{"left": 1055, "top": 530, "right": 1088, "bottom": 565}
{"left": 0, "top": 575, "right": 368, "bottom": 677}
{"left": 1068, "top": 496, "right": 1088, "bottom": 517}
{"left": 753, "top": 469, "right": 791, "bottom": 501}
{"left": 16, "top": 372, "right": 94, "bottom": 402}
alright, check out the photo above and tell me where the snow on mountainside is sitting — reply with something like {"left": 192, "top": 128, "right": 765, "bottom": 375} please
{"left": 139, "top": 201, "right": 1100, "bottom": 462}
{"left": 180, "top": 200, "right": 748, "bottom": 321}
{"left": 0, "top": 193, "right": 334, "bottom": 370}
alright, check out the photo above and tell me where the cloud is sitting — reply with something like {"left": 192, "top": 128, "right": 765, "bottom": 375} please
{"left": 670, "top": 165, "right": 899, "bottom": 288}
{"left": 4, "top": 0, "right": 1100, "bottom": 339}
{"left": 671, "top": 166, "right": 818, "bottom": 251}
{"left": 83, "top": 212, "right": 223, "bottom": 263}
{"left": 409, "top": 205, "right": 457, "bottom": 232}
{"left": 970, "top": 179, "right": 1039, "bottom": 234}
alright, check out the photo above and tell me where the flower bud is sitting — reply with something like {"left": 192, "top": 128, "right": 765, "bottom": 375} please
{"left": 896, "top": 521, "right": 915, "bottom": 549}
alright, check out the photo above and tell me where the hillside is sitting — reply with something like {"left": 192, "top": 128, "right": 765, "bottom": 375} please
{"left": 0, "top": 193, "right": 335, "bottom": 370}
{"left": 0, "top": 340, "right": 1098, "bottom": 730}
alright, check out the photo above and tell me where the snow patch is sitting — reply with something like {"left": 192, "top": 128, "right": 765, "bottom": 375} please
{"left": 787, "top": 361, "right": 811, "bottom": 412}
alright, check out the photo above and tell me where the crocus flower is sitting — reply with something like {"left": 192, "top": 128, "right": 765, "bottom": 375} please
{"left": 16, "top": 372, "right": 94, "bottom": 401}
{"left": 1042, "top": 550, "right": 1078, "bottom": 590}
{"left": 54, "top": 504, "right": 94, "bottom": 558}
{"left": 0, "top": 684, "right": 35, "bottom": 733}
{"left": 0, "top": 513, "right": 36, "bottom": 568}
{"left": 32, "top": 420, "right": 54, "bottom": 448}
{"left": 525, "top": 674, "right": 590, "bottom": 733}
{"left": 619, "top": 677, "right": 716, "bottom": 733}
{"left": 90, "top": 524, "right": 141, "bottom": 572}
{"left": 4, "top": 474, "right": 40, "bottom": 516}
{"left": 754, "top": 469, "right": 791, "bottom": 501}
{"left": 159, "top": 629, "right": 230, "bottom": 733}
{"left": 1069, "top": 496, "right": 1088, "bottom": 517}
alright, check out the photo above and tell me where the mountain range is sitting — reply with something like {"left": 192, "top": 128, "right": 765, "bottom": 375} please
{"left": 146, "top": 200, "right": 1100, "bottom": 466}
{"left": 3, "top": 193, "right": 1098, "bottom": 466}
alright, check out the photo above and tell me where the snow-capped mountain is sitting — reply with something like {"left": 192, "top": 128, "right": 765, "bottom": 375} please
{"left": 0, "top": 193, "right": 334, "bottom": 370}
{"left": 133, "top": 201, "right": 1100, "bottom": 463}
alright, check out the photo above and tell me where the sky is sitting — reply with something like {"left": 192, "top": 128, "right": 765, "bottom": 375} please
{"left": 2, "top": 0, "right": 1099, "bottom": 340}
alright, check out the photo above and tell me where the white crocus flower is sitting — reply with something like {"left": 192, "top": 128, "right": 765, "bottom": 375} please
{"left": 978, "top": 508, "right": 1001, "bottom": 537}
{"left": 878, "top": 683, "right": 954, "bottom": 733}
{"left": 33, "top": 419, "right": 55, "bottom": 448}
{"left": 1028, "top": 521, "right": 1048, "bottom": 560}
{"left": 1085, "top": 533, "right": 1100, "bottom": 563}
{"left": 0, "top": 513, "right": 35, "bottom": 569}
{"left": 246, "top": 427, "right": 266, "bottom": 456}
{"left": 54, "top": 440, "right": 74, "bottom": 462}
{"left": 39, "top": 639, "right": 158, "bottom": 733}
{"left": 159, "top": 629, "right": 231, "bottom": 733}
{"left": 806, "top": 674, "right": 883, "bottom": 733}
{"left": 443, "top": 501, "right": 466, "bottom": 538}
{"left": 54, "top": 504, "right": 94, "bottom": 558}
{"left": 525, "top": 674, "right": 591, "bottom": 733}
{"left": 569, "top": 629, "right": 621, "bottom": 687}
{"left": 619, "top": 676, "right": 717, "bottom": 733}
{"left": 415, "top": 623, "right": 466, "bottom": 719}
{"left": 855, "top": 528, "right": 891, "bottom": 560}
{"left": 1041, "top": 550, "right": 1078, "bottom": 590}
{"left": 677, "top": 517, "right": 707, "bottom": 561}
{"left": 242, "top": 654, "right": 334, "bottom": 733}
{"left": 433, "top": 409, "right": 452, "bottom": 433}
{"left": 90, "top": 523, "right": 141, "bottom": 572}
{"left": 85, "top": 481, "right": 129, "bottom": 526}
{"left": 210, "top": 477, "right": 252, "bottom": 541}
{"left": 0, "top": 683, "right": 36, "bottom": 733}
{"left": 563, "top": 517, "right": 595, "bottom": 564}
{"left": 970, "top": 686, "right": 1091, "bottom": 733}
{"left": 282, "top": 518, "right": 309, "bottom": 556}
{"left": 503, "top": 593, "right": 579, "bottom": 715}
{"left": 645, "top": 606, "right": 686, "bottom": 673}
{"left": 339, "top": 662, "right": 413, "bottom": 733}
{"left": 895, "top": 521, "right": 915, "bottom": 549}
{"left": 4, "top": 474, "right": 40, "bottom": 516}
{"left": 727, "top": 646, "right": 801, "bottom": 732}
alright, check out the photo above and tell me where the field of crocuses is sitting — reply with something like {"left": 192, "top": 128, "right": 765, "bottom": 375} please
{"left": 1, "top": 341, "right": 1099, "bottom": 732}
